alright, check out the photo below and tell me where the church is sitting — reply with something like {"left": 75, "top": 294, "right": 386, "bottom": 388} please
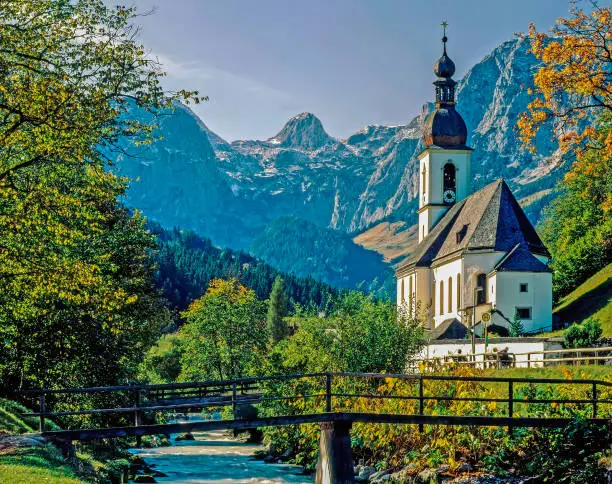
{"left": 395, "top": 30, "right": 553, "bottom": 338}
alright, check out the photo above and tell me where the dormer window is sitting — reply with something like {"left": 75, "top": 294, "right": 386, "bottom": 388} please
{"left": 456, "top": 224, "right": 468, "bottom": 243}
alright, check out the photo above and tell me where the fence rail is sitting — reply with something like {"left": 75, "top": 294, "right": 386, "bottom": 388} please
{"left": 417, "top": 346, "right": 612, "bottom": 369}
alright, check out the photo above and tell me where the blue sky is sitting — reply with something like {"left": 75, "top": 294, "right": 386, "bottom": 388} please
{"left": 127, "top": 0, "right": 572, "bottom": 141}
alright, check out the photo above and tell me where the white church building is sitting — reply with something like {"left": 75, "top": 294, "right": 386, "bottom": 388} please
{"left": 395, "top": 31, "right": 553, "bottom": 338}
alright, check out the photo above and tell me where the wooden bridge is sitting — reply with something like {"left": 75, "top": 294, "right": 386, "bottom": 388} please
{"left": 11, "top": 372, "right": 612, "bottom": 483}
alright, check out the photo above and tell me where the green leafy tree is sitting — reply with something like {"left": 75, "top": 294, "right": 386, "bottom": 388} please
{"left": 563, "top": 317, "right": 603, "bottom": 348}
{"left": 0, "top": 0, "right": 199, "bottom": 390}
{"left": 179, "top": 279, "right": 268, "bottom": 381}
{"left": 269, "top": 291, "right": 424, "bottom": 374}
{"left": 267, "top": 276, "right": 289, "bottom": 344}
{"left": 139, "top": 333, "right": 185, "bottom": 384}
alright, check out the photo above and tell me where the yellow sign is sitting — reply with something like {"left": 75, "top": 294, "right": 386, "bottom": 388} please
{"left": 482, "top": 312, "right": 491, "bottom": 322}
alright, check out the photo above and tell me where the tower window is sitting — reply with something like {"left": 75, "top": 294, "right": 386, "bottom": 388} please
{"left": 422, "top": 167, "right": 427, "bottom": 197}
{"left": 520, "top": 283, "right": 528, "bottom": 293}
{"left": 443, "top": 163, "right": 456, "bottom": 204}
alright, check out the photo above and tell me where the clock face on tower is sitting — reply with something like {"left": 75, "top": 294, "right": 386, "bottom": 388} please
{"left": 443, "top": 189, "right": 456, "bottom": 204}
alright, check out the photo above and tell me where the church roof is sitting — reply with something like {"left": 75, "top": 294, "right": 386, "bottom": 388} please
{"left": 396, "top": 179, "right": 549, "bottom": 274}
{"left": 493, "top": 243, "right": 551, "bottom": 273}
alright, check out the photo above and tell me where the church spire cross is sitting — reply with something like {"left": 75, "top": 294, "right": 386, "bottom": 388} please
{"left": 441, "top": 21, "right": 448, "bottom": 53}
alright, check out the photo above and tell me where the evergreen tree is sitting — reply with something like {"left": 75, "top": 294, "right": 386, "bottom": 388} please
{"left": 509, "top": 311, "right": 525, "bottom": 337}
{"left": 267, "top": 276, "right": 289, "bottom": 344}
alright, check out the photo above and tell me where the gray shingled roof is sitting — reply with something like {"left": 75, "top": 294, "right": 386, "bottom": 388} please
{"left": 494, "top": 243, "right": 551, "bottom": 273}
{"left": 397, "top": 179, "right": 549, "bottom": 272}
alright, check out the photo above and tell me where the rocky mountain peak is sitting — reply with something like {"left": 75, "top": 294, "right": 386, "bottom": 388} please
{"left": 268, "top": 112, "right": 333, "bottom": 150}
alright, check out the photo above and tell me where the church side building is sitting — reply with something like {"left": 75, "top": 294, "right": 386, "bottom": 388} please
{"left": 395, "top": 31, "right": 552, "bottom": 337}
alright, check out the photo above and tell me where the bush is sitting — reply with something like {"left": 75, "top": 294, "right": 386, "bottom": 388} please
{"left": 563, "top": 317, "right": 603, "bottom": 348}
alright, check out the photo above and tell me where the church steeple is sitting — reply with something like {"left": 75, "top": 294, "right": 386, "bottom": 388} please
{"left": 433, "top": 22, "right": 457, "bottom": 106}
{"left": 422, "top": 22, "right": 467, "bottom": 148}
{"left": 417, "top": 22, "right": 472, "bottom": 243}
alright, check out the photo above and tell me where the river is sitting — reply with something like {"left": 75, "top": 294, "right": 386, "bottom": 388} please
{"left": 130, "top": 420, "right": 313, "bottom": 483}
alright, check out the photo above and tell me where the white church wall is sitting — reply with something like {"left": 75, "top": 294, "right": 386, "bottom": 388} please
{"left": 462, "top": 251, "right": 505, "bottom": 305}
{"left": 432, "top": 258, "right": 463, "bottom": 328}
{"left": 494, "top": 271, "right": 553, "bottom": 333}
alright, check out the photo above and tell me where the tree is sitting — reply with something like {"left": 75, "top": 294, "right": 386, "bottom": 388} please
{"left": 518, "top": 2, "right": 612, "bottom": 157}
{"left": 140, "top": 334, "right": 184, "bottom": 384}
{"left": 518, "top": 3, "right": 612, "bottom": 296}
{"left": 179, "top": 279, "right": 268, "bottom": 381}
{"left": 269, "top": 291, "right": 424, "bottom": 374}
{"left": 563, "top": 317, "right": 602, "bottom": 348}
{"left": 267, "top": 276, "right": 289, "bottom": 344}
{"left": 0, "top": 0, "right": 199, "bottom": 389}
{"left": 509, "top": 311, "right": 525, "bottom": 337}
{"left": 538, "top": 114, "right": 612, "bottom": 296}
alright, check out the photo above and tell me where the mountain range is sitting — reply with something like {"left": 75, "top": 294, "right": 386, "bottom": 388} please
{"left": 111, "top": 37, "right": 566, "bottom": 295}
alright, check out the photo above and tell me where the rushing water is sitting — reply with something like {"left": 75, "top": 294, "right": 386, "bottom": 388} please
{"left": 130, "top": 420, "right": 313, "bottom": 484}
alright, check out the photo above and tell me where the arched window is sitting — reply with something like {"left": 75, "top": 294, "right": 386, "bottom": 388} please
{"left": 439, "top": 280, "right": 444, "bottom": 315}
{"left": 400, "top": 279, "right": 405, "bottom": 303}
{"left": 456, "top": 274, "right": 461, "bottom": 310}
{"left": 432, "top": 282, "right": 436, "bottom": 317}
{"left": 409, "top": 276, "right": 413, "bottom": 314}
{"left": 443, "top": 163, "right": 456, "bottom": 204}
{"left": 476, "top": 273, "right": 487, "bottom": 305}
{"left": 448, "top": 276, "right": 453, "bottom": 313}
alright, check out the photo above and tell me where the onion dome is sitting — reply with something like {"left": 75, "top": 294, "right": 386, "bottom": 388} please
{"left": 433, "top": 35, "right": 455, "bottom": 78}
{"left": 422, "top": 22, "right": 468, "bottom": 148}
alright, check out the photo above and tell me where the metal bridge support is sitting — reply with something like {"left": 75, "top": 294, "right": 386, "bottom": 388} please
{"left": 316, "top": 420, "right": 354, "bottom": 484}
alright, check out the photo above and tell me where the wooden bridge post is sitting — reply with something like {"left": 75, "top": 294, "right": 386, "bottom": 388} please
{"left": 325, "top": 374, "right": 332, "bottom": 413}
{"left": 316, "top": 420, "right": 354, "bottom": 484}
{"left": 38, "top": 394, "right": 45, "bottom": 433}
{"left": 135, "top": 390, "right": 143, "bottom": 447}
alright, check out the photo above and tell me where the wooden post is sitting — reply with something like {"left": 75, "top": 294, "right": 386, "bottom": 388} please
{"left": 39, "top": 394, "right": 45, "bottom": 433}
{"left": 527, "top": 353, "right": 530, "bottom": 369}
{"left": 316, "top": 421, "right": 355, "bottom": 484}
{"left": 135, "top": 390, "right": 142, "bottom": 447}
{"left": 592, "top": 382, "right": 597, "bottom": 419}
{"left": 418, "top": 377, "right": 424, "bottom": 433}
{"left": 232, "top": 382, "right": 237, "bottom": 420}
{"left": 325, "top": 374, "right": 332, "bottom": 413}
{"left": 508, "top": 381, "right": 513, "bottom": 435}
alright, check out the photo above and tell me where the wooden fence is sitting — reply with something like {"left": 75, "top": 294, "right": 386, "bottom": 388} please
{"left": 417, "top": 346, "right": 612, "bottom": 370}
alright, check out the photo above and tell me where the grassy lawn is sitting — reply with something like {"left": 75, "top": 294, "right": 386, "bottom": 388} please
{"left": 486, "top": 365, "right": 611, "bottom": 381}
{"left": 539, "top": 263, "right": 612, "bottom": 338}
{"left": 0, "top": 446, "right": 86, "bottom": 484}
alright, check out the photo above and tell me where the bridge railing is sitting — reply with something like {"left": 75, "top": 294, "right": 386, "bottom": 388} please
{"left": 9, "top": 372, "right": 612, "bottom": 436}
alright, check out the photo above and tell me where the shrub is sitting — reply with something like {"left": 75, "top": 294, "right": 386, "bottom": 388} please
{"left": 563, "top": 317, "right": 603, "bottom": 348}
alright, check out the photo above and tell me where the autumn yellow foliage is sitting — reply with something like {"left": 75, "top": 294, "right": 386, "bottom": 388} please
{"left": 519, "top": 3, "right": 612, "bottom": 157}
